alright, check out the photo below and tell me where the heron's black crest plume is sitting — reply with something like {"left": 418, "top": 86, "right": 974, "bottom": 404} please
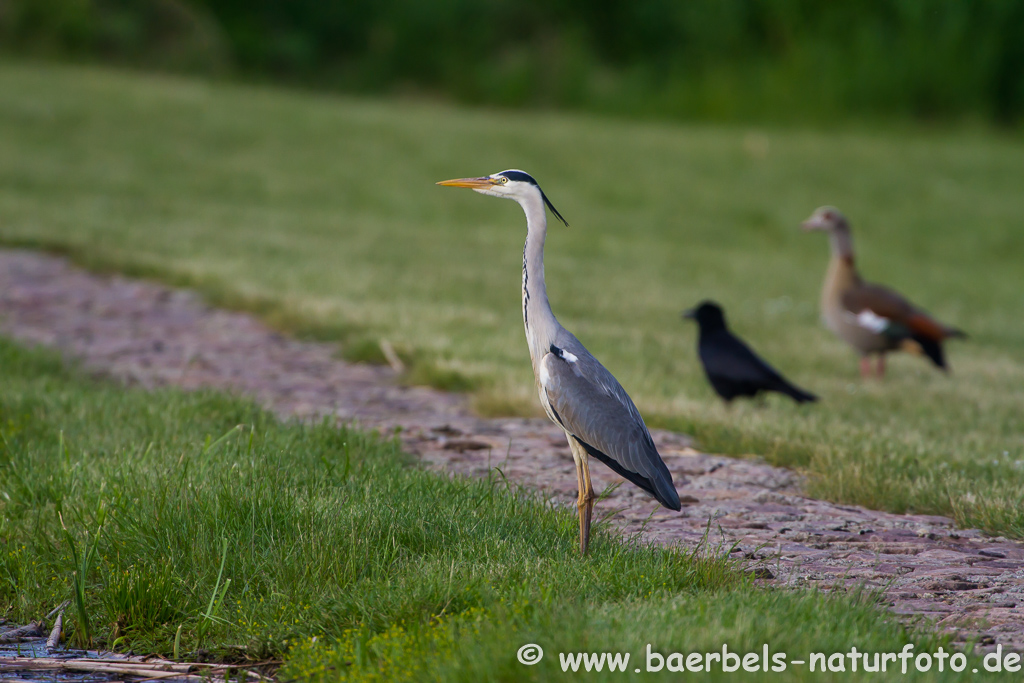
{"left": 500, "top": 170, "right": 569, "bottom": 227}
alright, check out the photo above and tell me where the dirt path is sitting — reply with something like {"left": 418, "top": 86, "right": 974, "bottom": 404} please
{"left": 2, "top": 249, "right": 1021, "bottom": 650}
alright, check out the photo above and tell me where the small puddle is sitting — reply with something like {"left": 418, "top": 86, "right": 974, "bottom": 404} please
{"left": 1, "top": 640, "right": 121, "bottom": 682}
{"left": 1, "top": 633, "right": 263, "bottom": 682}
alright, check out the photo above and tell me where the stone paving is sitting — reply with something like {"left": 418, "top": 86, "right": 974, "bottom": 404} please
{"left": 1, "top": 249, "right": 1022, "bottom": 650}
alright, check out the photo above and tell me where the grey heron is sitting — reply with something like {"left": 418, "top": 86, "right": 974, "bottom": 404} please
{"left": 437, "top": 170, "right": 681, "bottom": 554}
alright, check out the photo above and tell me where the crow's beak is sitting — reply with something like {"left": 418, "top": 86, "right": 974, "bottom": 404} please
{"left": 681, "top": 308, "right": 696, "bottom": 320}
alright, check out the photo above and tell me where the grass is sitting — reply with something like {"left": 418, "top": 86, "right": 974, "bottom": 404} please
{"left": 0, "top": 337, "right": 987, "bottom": 682}
{"left": 0, "top": 62, "right": 1022, "bottom": 537}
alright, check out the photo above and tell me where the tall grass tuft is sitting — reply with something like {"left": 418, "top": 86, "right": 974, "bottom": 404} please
{"left": 59, "top": 500, "right": 106, "bottom": 648}
{"left": 196, "top": 538, "right": 232, "bottom": 648}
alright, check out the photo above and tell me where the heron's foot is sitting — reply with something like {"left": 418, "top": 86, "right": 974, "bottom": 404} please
{"left": 577, "top": 492, "right": 597, "bottom": 555}
{"left": 859, "top": 357, "right": 872, "bottom": 379}
{"left": 574, "top": 450, "right": 598, "bottom": 555}
{"left": 577, "top": 497, "right": 589, "bottom": 555}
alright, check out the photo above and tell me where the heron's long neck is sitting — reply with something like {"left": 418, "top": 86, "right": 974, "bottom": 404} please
{"left": 520, "top": 192, "right": 559, "bottom": 365}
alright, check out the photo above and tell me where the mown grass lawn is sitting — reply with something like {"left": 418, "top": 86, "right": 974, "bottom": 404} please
{"left": 0, "top": 338, "right": 984, "bottom": 681}
{"left": 0, "top": 62, "right": 1022, "bottom": 537}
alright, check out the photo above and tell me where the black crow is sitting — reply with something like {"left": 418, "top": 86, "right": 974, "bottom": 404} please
{"left": 682, "top": 301, "right": 817, "bottom": 404}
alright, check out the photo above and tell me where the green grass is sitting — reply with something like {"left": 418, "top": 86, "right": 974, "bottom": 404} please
{"left": 0, "top": 62, "right": 1023, "bottom": 537}
{"left": 0, "top": 337, "right": 985, "bottom": 682}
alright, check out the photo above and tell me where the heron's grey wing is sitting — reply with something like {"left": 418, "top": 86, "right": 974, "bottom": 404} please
{"left": 540, "top": 349, "right": 681, "bottom": 510}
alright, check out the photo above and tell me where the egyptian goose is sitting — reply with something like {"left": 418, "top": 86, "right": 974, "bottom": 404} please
{"left": 802, "top": 207, "right": 965, "bottom": 377}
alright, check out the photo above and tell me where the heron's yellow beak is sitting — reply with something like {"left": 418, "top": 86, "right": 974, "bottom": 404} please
{"left": 436, "top": 176, "right": 497, "bottom": 189}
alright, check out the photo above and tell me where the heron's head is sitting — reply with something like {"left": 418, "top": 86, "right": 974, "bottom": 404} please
{"left": 437, "top": 169, "right": 569, "bottom": 226}
{"left": 801, "top": 206, "right": 848, "bottom": 233}
{"left": 682, "top": 300, "right": 726, "bottom": 330}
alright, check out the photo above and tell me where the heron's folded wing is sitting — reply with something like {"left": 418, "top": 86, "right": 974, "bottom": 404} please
{"left": 540, "top": 352, "right": 679, "bottom": 509}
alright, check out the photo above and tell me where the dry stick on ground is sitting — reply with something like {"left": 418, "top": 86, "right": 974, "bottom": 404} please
{"left": 46, "top": 600, "right": 71, "bottom": 621}
{"left": 0, "top": 657, "right": 266, "bottom": 681}
{"left": 45, "top": 612, "right": 63, "bottom": 650}
{"left": 0, "top": 621, "right": 44, "bottom": 642}
{"left": 379, "top": 339, "right": 405, "bottom": 373}
{"left": 0, "top": 659, "right": 205, "bottom": 681}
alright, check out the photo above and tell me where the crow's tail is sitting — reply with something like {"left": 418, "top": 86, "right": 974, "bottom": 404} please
{"left": 777, "top": 381, "right": 818, "bottom": 404}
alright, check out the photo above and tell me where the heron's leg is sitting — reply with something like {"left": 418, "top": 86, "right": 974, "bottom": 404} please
{"left": 567, "top": 437, "right": 586, "bottom": 552}
{"left": 859, "top": 356, "right": 872, "bottom": 378}
{"left": 579, "top": 447, "right": 597, "bottom": 553}
{"left": 876, "top": 354, "right": 886, "bottom": 378}
{"left": 568, "top": 438, "right": 595, "bottom": 555}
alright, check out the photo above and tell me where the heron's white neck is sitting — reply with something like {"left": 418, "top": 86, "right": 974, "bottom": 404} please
{"left": 518, "top": 190, "right": 560, "bottom": 367}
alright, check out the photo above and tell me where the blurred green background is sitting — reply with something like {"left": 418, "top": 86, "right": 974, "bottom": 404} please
{"left": 1, "top": 2, "right": 1023, "bottom": 534}
{"left": 3, "top": 0, "right": 1024, "bottom": 125}
{"left": 3, "top": 2, "right": 1024, "bottom": 670}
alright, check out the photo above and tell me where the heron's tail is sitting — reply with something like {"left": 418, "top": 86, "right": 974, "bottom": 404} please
{"left": 652, "top": 472, "right": 682, "bottom": 511}
{"left": 575, "top": 436, "right": 681, "bottom": 511}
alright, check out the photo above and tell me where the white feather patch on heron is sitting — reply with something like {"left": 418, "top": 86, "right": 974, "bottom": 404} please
{"left": 538, "top": 355, "right": 552, "bottom": 388}
{"left": 559, "top": 348, "right": 578, "bottom": 363}
{"left": 849, "top": 309, "right": 890, "bottom": 333}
